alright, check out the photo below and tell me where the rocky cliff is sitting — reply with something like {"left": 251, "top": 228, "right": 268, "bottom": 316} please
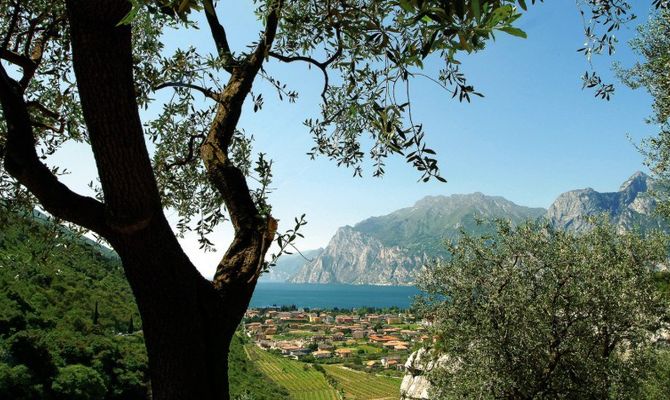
{"left": 289, "top": 193, "right": 545, "bottom": 285}
{"left": 288, "top": 226, "right": 424, "bottom": 285}
{"left": 261, "top": 248, "right": 323, "bottom": 282}
{"left": 547, "top": 171, "right": 665, "bottom": 233}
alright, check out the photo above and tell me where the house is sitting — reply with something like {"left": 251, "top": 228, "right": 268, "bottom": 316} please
{"left": 386, "top": 316, "right": 402, "bottom": 325}
{"left": 352, "top": 330, "right": 367, "bottom": 339}
{"left": 366, "top": 314, "right": 381, "bottom": 323}
{"left": 289, "top": 348, "right": 312, "bottom": 358}
{"left": 313, "top": 350, "right": 332, "bottom": 358}
{"left": 335, "top": 315, "right": 354, "bottom": 324}
{"left": 332, "top": 332, "right": 345, "bottom": 341}
{"left": 318, "top": 343, "right": 334, "bottom": 351}
{"left": 280, "top": 345, "right": 301, "bottom": 355}
{"left": 369, "top": 335, "right": 398, "bottom": 343}
{"left": 335, "top": 348, "right": 353, "bottom": 358}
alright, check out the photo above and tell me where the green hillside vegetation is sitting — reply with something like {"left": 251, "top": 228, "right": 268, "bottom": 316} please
{"left": 0, "top": 207, "right": 147, "bottom": 399}
{"left": 228, "top": 335, "right": 290, "bottom": 399}
{"left": 354, "top": 193, "right": 546, "bottom": 256}
{"left": 0, "top": 208, "right": 294, "bottom": 400}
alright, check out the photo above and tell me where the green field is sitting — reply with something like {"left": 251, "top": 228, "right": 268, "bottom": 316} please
{"left": 323, "top": 365, "right": 401, "bottom": 400}
{"left": 246, "top": 345, "right": 339, "bottom": 400}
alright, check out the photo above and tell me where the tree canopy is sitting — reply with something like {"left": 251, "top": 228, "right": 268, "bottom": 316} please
{"left": 415, "top": 219, "right": 669, "bottom": 399}
{"left": 618, "top": 9, "right": 670, "bottom": 218}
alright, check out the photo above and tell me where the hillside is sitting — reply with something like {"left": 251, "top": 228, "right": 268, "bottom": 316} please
{"left": 291, "top": 172, "right": 665, "bottom": 285}
{"left": 0, "top": 207, "right": 285, "bottom": 400}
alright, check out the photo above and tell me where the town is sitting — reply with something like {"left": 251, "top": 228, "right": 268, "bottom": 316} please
{"left": 242, "top": 307, "right": 431, "bottom": 373}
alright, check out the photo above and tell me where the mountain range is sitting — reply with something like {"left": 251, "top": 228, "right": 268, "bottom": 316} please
{"left": 270, "top": 172, "right": 667, "bottom": 285}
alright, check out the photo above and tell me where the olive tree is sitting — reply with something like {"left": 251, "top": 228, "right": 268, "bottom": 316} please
{"left": 0, "top": 0, "right": 662, "bottom": 398}
{"left": 415, "top": 220, "right": 669, "bottom": 399}
{"left": 617, "top": 9, "right": 670, "bottom": 217}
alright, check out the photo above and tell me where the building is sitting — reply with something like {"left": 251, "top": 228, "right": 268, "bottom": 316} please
{"left": 313, "top": 350, "right": 332, "bottom": 359}
{"left": 352, "top": 330, "right": 367, "bottom": 339}
{"left": 335, "top": 348, "right": 354, "bottom": 358}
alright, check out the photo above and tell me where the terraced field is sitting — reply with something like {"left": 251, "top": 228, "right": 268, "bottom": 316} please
{"left": 246, "top": 345, "right": 339, "bottom": 400}
{"left": 323, "top": 365, "right": 401, "bottom": 400}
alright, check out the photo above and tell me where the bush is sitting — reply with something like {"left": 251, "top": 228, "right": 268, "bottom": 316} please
{"left": 51, "top": 365, "right": 107, "bottom": 400}
{"left": 0, "top": 363, "right": 42, "bottom": 400}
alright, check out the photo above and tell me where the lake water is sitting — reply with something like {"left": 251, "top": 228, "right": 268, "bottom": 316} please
{"left": 249, "top": 282, "right": 421, "bottom": 309}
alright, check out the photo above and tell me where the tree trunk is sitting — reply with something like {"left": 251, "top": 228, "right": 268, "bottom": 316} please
{"left": 0, "top": 1, "right": 274, "bottom": 398}
{"left": 111, "top": 214, "right": 257, "bottom": 400}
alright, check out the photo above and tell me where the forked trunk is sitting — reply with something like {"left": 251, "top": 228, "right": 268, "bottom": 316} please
{"left": 111, "top": 216, "right": 258, "bottom": 400}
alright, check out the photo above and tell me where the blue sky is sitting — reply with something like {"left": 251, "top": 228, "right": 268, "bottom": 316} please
{"left": 49, "top": 1, "right": 660, "bottom": 277}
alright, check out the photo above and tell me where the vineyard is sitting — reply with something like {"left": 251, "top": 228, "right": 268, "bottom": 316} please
{"left": 245, "top": 344, "right": 401, "bottom": 399}
{"left": 323, "top": 364, "right": 401, "bottom": 399}
{"left": 245, "top": 345, "right": 340, "bottom": 400}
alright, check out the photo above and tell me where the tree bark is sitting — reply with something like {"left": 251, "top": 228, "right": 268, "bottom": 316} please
{"left": 108, "top": 214, "right": 237, "bottom": 399}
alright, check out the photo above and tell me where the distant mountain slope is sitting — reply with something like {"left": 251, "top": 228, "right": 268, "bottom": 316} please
{"left": 354, "top": 193, "right": 546, "bottom": 256}
{"left": 261, "top": 249, "right": 323, "bottom": 282}
{"left": 290, "top": 193, "right": 546, "bottom": 285}
{"left": 547, "top": 171, "right": 667, "bottom": 233}
{"left": 290, "top": 172, "right": 666, "bottom": 285}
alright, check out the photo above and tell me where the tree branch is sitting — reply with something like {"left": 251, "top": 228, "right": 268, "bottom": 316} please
{"left": 0, "top": 62, "right": 110, "bottom": 237}
{"left": 165, "top": 133, "right": 206, "bottom": 170}
{"left": 202, "top": 0, "right": 284, "bottom": 291}
{"left": 202, "top": 0, "right": 236, "bottom": 73}
{"left": 154, "top": 81, "right": 220, "bottom": 102}
{"left": 268, "top": 27, "right": 342, "bottom": 103}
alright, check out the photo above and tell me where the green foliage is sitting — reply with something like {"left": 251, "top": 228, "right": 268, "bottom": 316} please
{"left": 0, "top": 364, "right": 42, "bottom": 400}
{"left": 617, "top": 10, "right": 670, "bottom": 219}
{"left": 639, "top": 349, "right": 670, "bottom": 399}
{"left": 416, "top": 219, "right": 669, "bottom": 399}
{"left": 0, "top": 207, "right": 149, "bottom": 399}
{"left": 51, "top": 364, "right": 107, "bottom": 400}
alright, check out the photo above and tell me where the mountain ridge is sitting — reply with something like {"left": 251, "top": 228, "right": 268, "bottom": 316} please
{"left": 288, "top": 172, "right": 665, "bottom": 285}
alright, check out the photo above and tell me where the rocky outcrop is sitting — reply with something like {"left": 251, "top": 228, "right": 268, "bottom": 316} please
{"left": 288, "top": 227, "right": 424, "bottom": 285}
{"left": 547, "top": 171, "right": 666, "bottom": 233}
{"left": 400, "top": 349, "right": 450, "bottom": 400}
